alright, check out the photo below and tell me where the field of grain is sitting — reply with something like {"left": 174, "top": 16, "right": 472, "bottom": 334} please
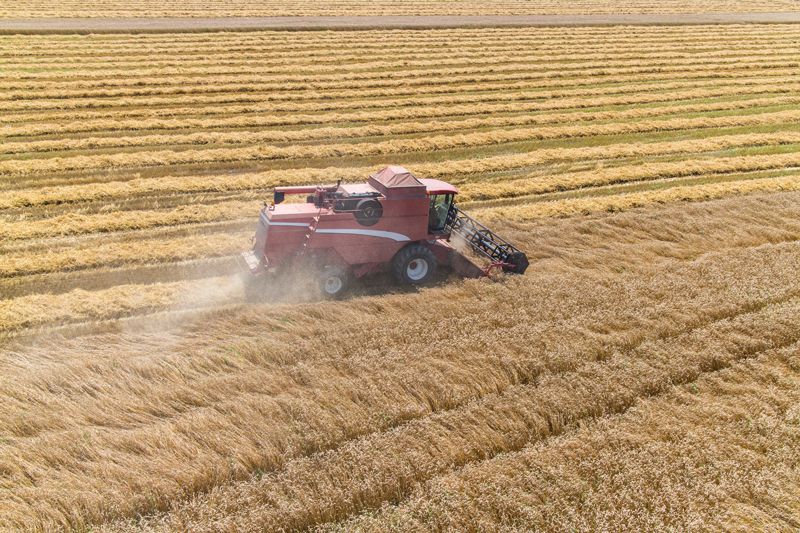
{"left": 3, "top": 0, "right": 800, "bottom": 18}
{"left": 3, "top": 25, "right": 800, "bottom": 531}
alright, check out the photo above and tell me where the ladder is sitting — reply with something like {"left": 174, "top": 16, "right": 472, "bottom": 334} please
{"left": 300, "top": 213, "right": 321, "bottom": 255}
{"left": 445, "top": 205, "right": 528, "bottom": 273}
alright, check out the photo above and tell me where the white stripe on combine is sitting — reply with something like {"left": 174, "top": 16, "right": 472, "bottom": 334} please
{"left": 261, "top": 214, "right": 410, "bottom": 241}
{"left": 315, "top": 228, "right": 410, "bottom": 242}
{"left": 260, "top": 214, "right": 307, "bottom": 227}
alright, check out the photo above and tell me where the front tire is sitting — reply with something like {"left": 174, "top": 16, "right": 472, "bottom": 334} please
{"left": 392, "top": 243, "right": 437, "bottom": 285}
{"left": 319, "top": 265, "right": 350, "bottom": 299}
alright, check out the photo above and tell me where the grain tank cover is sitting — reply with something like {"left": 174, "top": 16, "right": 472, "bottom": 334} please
{"left": 368, "top": 166, "right": 426, "bottom": 198}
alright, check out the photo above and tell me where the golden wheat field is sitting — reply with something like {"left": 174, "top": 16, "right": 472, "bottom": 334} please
{"left": 3, "top": 24, "right": 800, "bottom": 531}
{"left": 2, "top": 0, "right": 799, "bottom": 18}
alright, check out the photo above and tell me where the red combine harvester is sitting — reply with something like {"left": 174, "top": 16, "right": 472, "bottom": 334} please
{"left": 240, "top": 166, "right": 528, "bottom": 298}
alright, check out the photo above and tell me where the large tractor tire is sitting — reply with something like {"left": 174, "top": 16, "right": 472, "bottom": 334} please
{"left": 392, "top": 243, "right": 437, "bottom": 285}
{"left": 354, "top": 199, "right": 383, "bottom": 226}
{"left": 319, "top": 265, "right": 351, "bottom": 299}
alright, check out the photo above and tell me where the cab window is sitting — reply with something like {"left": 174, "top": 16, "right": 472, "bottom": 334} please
{"left": 428, "top": 194, "right": 452, "bottom": 232}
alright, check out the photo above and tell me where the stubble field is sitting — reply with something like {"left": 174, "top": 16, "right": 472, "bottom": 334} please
{"left": 3, "top": 0, "right": 800, "bottom": 18}
{"left": 2, "top": 24, "right": 800, "bottom": 531}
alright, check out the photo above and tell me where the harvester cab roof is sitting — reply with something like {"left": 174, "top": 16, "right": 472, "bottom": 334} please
{"left": 241, "top": 166, "right": 528, "bottom": 299}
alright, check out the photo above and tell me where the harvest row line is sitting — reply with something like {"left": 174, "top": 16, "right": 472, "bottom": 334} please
{"left": 11, "top": 29, "right": 795, "bottom": 49}
{"left": 6, "top": 96, "right": 796, "bottom": 156}
{"left": 6, "top": 71, "right": 794, "bottom": 114}
{"left": 475, "top": 173, "right": 800, "bottom": 222}
{"left": 5, "top": 109, "right": 798, "bottom": 177}
{"left": 8, "top": 83, "right": 796, "bottom": 134}
{"left": 0, "top": 275, "right": 241, "bottom": 333}
{"left": 0, "top": 255, "right": 240, "bottom": 301}
{"left": 5, "top": 129, "right": 799, "bottom": 208}
{"left": 5, "top": 38, "right": 798, "bottom": 70}
{"left": 7, "top": 62, "right": 796, "bottom": 102}
{"left": 6, "top": 23, "right": 793, "bottom": 45}
{"left": 0, "top": 231, "right": 245, "bottom": 278}
{"left": 5, "top": 76, "right": 798, "bottom": 136}
{"left": 8, "top": 51, "right": 799, "bottom": 90}
{"left": 10, "top": 50, "right": 796, "bottom": 80}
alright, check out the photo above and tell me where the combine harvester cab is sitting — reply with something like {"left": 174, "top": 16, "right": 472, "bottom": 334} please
{"left": 240, "top": 166, "right": 528, "bottom": 298}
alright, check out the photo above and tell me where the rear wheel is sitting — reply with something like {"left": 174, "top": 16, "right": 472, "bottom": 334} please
{"left": 319, "top": 265, "right": 350, "bottom": 299}
{"left": 392, "top": 243, "right": 437, "bottom": 285}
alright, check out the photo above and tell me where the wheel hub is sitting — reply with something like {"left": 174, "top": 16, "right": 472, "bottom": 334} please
{"left": 324, "top": 276, "right": 343, "bottom": 294}
{"left": 407, "top": 259, "right": 429, "bottom": 281}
